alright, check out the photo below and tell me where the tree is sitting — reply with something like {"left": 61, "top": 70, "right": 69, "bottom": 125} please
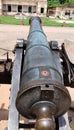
{"left": 47, "top": 0, "right": 72, "bottom": 7}
{"left": 59, "top": 0, "right": 69, "bottom": 4}
{"left": 47, "top": 0, "right": 59, "bottom": 7}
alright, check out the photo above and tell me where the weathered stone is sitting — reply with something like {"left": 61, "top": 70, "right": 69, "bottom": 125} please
{"left": 0, "top": 0, "right": 47, "bottom": 15}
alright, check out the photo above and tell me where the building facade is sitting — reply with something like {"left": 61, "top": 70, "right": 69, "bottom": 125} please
{"left": 0, "top": 0, "right": 47, "bottom": 15}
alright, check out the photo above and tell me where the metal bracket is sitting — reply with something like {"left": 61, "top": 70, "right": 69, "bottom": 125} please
{"left": 13, "top": 39, "right": 27, "bottom": 53}
{"left": 49, "top": 41, "right": 59, "bottom": 50}
{"left": 8, "top": 44, "right": 23, "bottom": 130}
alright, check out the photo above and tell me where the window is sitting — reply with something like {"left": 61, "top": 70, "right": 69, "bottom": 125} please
{"left": 41, "top": 8, "right": 44, "bottom": 13}
{"left": 18, "top": 5, "right": 22, "bottom": 12}
{"left": 8, "top": 5, "right": 11, "bottom": 12}
{"left": 28, "top": 6, "right": 32, "bottom": 13}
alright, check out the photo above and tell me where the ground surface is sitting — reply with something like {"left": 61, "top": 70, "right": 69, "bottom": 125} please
{"left": 0, "top": 24, "right": 74, "bottom": 130}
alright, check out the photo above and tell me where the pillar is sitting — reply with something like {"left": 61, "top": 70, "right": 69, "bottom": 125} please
{"left": 0, "top": 0, "right": 2, "bottom": 15}
{"left": 37, "top": 0, "right": 47, "bottom": 15}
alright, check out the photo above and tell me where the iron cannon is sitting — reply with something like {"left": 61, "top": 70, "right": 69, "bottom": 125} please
{"left": 0, "top": 16, "right": 74, "bottom": 130}
{"left": 15, "top": 17, "right": 71, "bottom": 130}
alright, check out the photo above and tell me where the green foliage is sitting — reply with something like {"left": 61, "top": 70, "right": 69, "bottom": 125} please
{"left": 47, "top": 0, "right": 60, "bottom": 7}
{"left": 69, "top": 0, "right": 74, "bottom": 3}
{"left": 47, "top": 0, "right": 74, "bottom": 7}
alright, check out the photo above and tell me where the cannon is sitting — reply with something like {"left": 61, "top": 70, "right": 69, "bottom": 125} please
{"left": 16, "top": 17, "right": 71, "bottom": 130}
{"left": 0, "top": 16, "right": 74, "bottom": 130}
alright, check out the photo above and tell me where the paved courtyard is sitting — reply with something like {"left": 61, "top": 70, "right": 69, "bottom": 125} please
{"left": 0, "top": 25, "right": 74, "bottom": 50}
{"left": 0, "top": 24, "right": 74, "bottom": 130}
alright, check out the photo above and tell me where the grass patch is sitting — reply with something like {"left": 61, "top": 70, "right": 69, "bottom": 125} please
{"left": 0, "top": 16, "right": 19, "bottom": 25}
{"left": 0, "top": 15, "right": 29, "bottom": 25}
{"left": 41, "top": 17, "right": 62, "bottom": 26}
{"left": 65, "top": 22, "right": 74, "bottom": 27}
{"left": 0, "top": 15, "right": 74, "bottom": 27}
{"left": 41, "top": 17, "right": 74, "bottom": 27}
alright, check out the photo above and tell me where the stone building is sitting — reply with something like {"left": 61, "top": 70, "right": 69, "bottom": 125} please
{"left": 47, "top": 5, "right": 74, "bottom": 18}
{"left": 0, "top": 0, "right": 47, "bottom": 15}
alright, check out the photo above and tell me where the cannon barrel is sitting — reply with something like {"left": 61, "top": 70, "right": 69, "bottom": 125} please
{"left": 16, "top": 17, "right": 71, "bottom": 130}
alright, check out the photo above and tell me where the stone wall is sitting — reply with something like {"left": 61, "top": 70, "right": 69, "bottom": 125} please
{"left": 0, "top": 0, "right": 47, "bottom": 15}
{"left": 37, "top": 0, "right": 47, "bottom": 14}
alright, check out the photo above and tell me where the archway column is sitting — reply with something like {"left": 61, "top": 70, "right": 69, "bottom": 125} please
{"left": 0, "top": 0, "right": 2, "bottom": 15}
{"left": 37, "top": 0, "right": 47, "bottom": 15}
